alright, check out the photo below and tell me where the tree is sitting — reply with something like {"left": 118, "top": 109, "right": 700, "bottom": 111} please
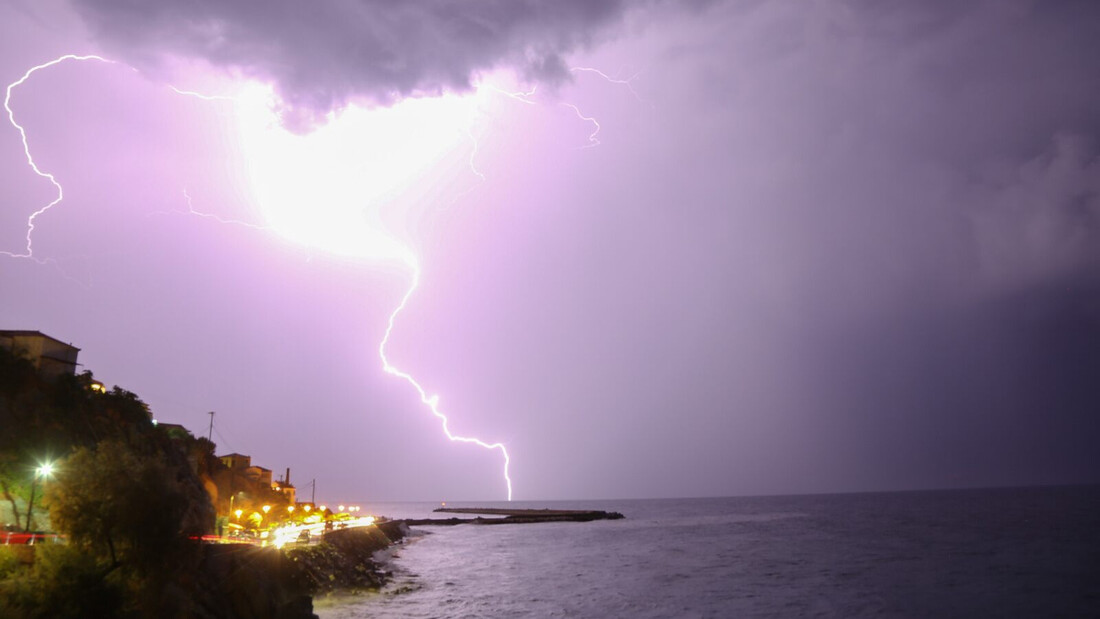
{"left": 46, "top": 440, "right": 203, "bottom": 571}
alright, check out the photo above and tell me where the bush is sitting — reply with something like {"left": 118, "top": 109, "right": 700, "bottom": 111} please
{"left": 0, "top": 545, "right": 126, "bottom": 619}
{"left": 0, "top": 545, "right": 22, "bottom": 579}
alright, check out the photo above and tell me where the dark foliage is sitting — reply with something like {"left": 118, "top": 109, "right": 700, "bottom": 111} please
{"left": 0, "top": 346, "right": 217, "bottom": 618}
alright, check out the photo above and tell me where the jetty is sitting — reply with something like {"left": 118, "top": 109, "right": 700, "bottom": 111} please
{"left": 398, "top": 507, "right": 624, "bottom": 526}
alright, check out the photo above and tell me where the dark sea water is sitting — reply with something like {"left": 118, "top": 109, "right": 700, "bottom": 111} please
{"left": 316, "top": 486, "right": 1100, "bottom": 618}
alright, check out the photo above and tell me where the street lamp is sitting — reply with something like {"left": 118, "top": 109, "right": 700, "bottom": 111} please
{"left": 24, "top": 462, "right": 55, "bottom": 533}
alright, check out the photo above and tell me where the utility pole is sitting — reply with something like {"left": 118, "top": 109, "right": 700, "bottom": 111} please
{"left": 207, "top": 411, "right": 215, "bottom": 442}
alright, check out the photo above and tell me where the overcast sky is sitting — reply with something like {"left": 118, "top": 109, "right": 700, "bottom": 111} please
{"left": 2, "top": 0, "right": 1098, "bottom": 503}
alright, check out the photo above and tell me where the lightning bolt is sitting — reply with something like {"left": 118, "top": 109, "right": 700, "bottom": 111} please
{"left": 167, "top": 85, "right": 236, "bottom": 102}
{"left": 571, "top": 66, "right": 643, "bottom": 101}
{"left": 484, "top": 83, "right": 539, "bottom": 106}
{"left": 379, "top": 261, "right": 513, "bottom": 500}
{"left": 177, "top": 189, "right": 268, "bottom": 231}
{"left": 561, "top": 103, "right": 601, "bottom": 148}
{"left": 559, "top": 66, "right": 649, "bottom": 150}
{"left": 2, "top": 54, "right": 111, "bottom": 260}
{"left": 466, "top": 126, "right": 487, "bottom": 181}
{"left": 461, "top": 83, "right": 538, "bottom": 184}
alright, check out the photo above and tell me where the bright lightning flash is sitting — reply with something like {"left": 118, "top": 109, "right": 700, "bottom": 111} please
{"left": 234, "top": 86, "right": 513, "bottom": 499}
{"left": 231, "top": 83, "right": 517, "bottom": 499}
{"left": 233, "top": 84, "right": 481, "bottom": 265}
{"left": 6, "top": 55, "right": 631, "bottom": 502}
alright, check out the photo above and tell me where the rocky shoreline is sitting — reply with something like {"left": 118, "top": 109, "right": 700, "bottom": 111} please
{"left": 196, "top": 512, "right": 622, "bottom": 618}
{"left": 288, "top": 521, "right": 408, "bottom": 595}
{"left": 192, "top": 521, "right": 408, "bottom": 619}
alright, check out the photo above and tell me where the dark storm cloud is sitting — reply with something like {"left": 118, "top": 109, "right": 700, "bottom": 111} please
{"left": 598, "top": 0, "right": 1100, "bottom": 493}
{"left": 67, "top": 0, "right": 628, "bottom": 129}
{"left": 968, "top": 135, "right": 1100, "bottom": 288}
{"left": 756, "top": 0, "right": 1100, "bottom": 488}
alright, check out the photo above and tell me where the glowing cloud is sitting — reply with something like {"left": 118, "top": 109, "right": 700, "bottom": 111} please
{"left": 233, "top": 84, "right": 483, "bottom": 265}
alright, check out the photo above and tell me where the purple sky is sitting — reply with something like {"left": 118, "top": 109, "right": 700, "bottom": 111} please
{"left": 2, "top": 0, "right": 1099, "bottom": 503}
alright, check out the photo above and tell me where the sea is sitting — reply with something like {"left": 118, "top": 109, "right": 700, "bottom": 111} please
{"left": 315, "top": 485, "right": 1100, "bottom": 618}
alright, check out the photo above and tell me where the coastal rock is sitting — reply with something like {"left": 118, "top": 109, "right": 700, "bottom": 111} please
{"left": 287, "top": 525, "right": 405, "bottom": 595}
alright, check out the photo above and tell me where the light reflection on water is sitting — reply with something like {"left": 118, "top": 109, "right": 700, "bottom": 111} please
{"left": 318, "top": 488, "right": 1100, "bottom": 618}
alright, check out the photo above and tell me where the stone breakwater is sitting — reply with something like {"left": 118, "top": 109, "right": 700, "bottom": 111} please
{"left": 403, "top": 507, "right": 627, "bottom": 525}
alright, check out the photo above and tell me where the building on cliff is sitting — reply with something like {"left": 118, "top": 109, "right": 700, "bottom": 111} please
{"left": 0, "top": 330, "right": 80, "bottom": 377}
{"left": 274, "top": 468, "right": 297, "bottom": 504}
{"left": 216, "top": 453, "right": 295, "bottom": 511}
{"left": 246, "top": 466, "right": 273, "bottom": 487}
{"left": 219, "top": 454, "right": 275, "bottom": 487}
{"left": 219, "top": 453, "right": 252, "bottom": 470}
